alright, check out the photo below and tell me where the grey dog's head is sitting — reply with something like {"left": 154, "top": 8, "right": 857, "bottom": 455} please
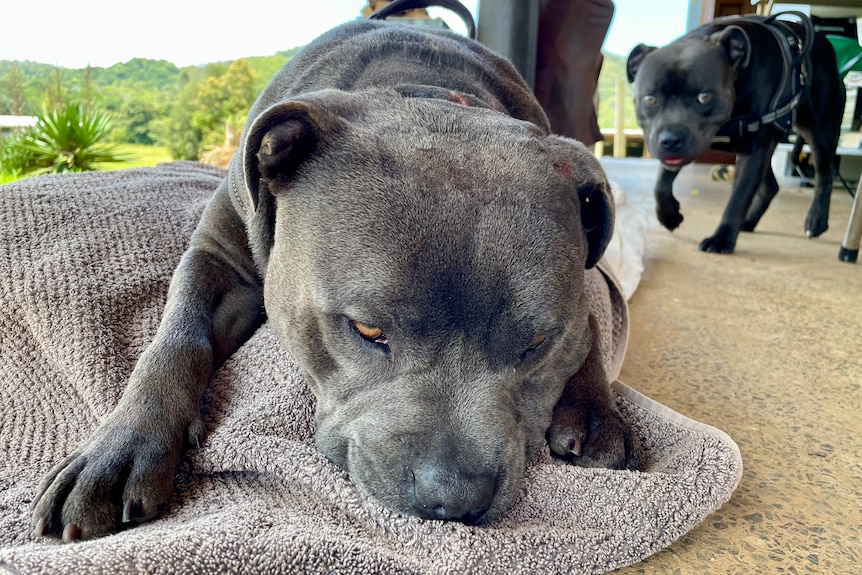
{"left": 240, "top": 88, "right": 613, "bottom": 524}
{"left": 626, "top": 26, "right": 751, "bottom": 170}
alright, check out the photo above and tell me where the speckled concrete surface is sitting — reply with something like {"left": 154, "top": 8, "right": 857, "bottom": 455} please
{"left": 600, "top": 158, "right": 862, "bottom": 574}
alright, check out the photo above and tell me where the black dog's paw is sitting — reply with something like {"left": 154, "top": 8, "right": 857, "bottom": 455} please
{"left": 804, "top": 211, "right": 829, "bottom": 238}
{"left": 740, "top": 220, "right": 757, "bottom": 232}
{"left": 547, "top": 403, "right": 639, "bottom": 471}
{"left": 699, "top": 234, "right": 736, "bottom": 254}
{"left": 30, "top": 412, "right": 198, "bottom": 542}
{"left": 656, "top": 203, "right": 684, "bottom": 231}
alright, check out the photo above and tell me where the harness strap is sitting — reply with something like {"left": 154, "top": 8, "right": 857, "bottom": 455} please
{"left": 368, "top": 0, "right": 477, "bottom": 40}
{"left": 715, "top": 11, "right": 814, "bottom": 140}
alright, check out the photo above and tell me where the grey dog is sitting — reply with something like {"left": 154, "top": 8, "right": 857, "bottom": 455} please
{"left": 627, "top": 13, "right": 845, "bottom": 254}
{"left": 31, "top": 15, "right": 637, "bottom": 541}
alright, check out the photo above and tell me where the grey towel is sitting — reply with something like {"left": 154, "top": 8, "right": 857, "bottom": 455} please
{"left": 0, "top": 162, "right": 742, "bottom": 574}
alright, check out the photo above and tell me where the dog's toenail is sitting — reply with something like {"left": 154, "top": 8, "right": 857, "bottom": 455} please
{"left": 62, "top": 523, "right": 80, "bottom": 543}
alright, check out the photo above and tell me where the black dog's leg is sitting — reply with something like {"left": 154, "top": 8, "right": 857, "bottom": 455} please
{"left": 796, "top": 124, "right": 836, "bottom": 238}
{"left": 654, "top": 166, "right": 684, "bottom": 231}
{"left": 700, "top": 137, "right": 776, "bottom": 254}
{"left": 795, "top": 33, "right": 844, "bottom": 238}
{"left": 742, "top": 148, "right": 780, "bottom": 232}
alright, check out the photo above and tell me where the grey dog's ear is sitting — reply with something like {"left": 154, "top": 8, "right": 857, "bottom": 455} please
{"left": 626, "top": 44, "right": 657, "bottom": 83}
{"left": 711, "top": 25, "right": 751, "bottom": 69}
{"left": 563, "top": 144, "right": 614, "bottom": 269}
{"left": 242, "top": 99, "right": 345, "bottom": 211}
{"left": 578, "top": 170, "right": 615, "bottom": 270}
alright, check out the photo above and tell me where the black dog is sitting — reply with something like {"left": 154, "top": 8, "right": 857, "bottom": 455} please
{"left": 627, "top": 12, "right": 845, "bottom": 253}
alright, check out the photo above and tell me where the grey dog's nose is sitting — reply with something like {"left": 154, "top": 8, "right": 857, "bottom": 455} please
{"left": 411, "top": 461, "right": 496, "bottom": 523}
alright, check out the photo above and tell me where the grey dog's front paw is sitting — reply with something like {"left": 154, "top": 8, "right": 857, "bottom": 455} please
{"left": 30, "top": 413, "right": 202, "bottom": 542}
{"left": 547, "top": 403, "right": 639, "bottom": 471}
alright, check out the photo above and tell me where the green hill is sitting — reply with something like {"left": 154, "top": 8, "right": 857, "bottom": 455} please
{"left": 1, "top": 46, "right": 632, "bottom": 156}
{"left": 597, "top": 51, "right": 639, "bottom": 131}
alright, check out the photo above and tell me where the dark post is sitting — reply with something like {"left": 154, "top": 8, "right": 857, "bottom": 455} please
{"left": 476, "top": 0, "right": 540, "bottom": 89}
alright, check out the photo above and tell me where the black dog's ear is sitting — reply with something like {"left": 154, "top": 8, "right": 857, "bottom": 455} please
{"left": 626, "top": 44, "right": 657, "bottom": 83}
{"left": 242, "top": 100, "right": 345, "bottom": 211}
{"left": 712, "top": 25, "right": 751, "bottom": 69}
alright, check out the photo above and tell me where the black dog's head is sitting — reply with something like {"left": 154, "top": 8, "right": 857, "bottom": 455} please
{"left": 239, "top": 88, "right": 615, "bottom": 524}
{"left": 626, "top": 26, "right": 751, "bottom": 169}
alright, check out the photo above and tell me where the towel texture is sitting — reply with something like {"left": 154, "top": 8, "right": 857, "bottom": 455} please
{"left": 0, "top": 162, "right": 741, "bottom": 574}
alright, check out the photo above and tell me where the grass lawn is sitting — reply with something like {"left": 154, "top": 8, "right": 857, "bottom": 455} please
{"left": 2, "top": 145, "right": 185, "bottom": 185}
{"left": 102, "top": 144, "right": 174, "bottom": 170}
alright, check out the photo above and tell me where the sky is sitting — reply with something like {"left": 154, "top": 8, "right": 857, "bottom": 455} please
{"left": 0, "top": 0, "right": 692, "bottom": 69}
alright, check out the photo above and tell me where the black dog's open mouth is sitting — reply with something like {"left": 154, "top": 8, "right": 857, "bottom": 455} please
{"left": 659, "top": 156, "right": 689, "bottom": 172}
{"left": 661, "top": 156, "right": 686, "bottom": 169}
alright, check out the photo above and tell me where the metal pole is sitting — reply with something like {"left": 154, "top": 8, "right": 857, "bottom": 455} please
{"left": 839, "top": 179, "right": 862, "bottom": 262}
{"left": 614, "top": 79, "right": 627, "bottom": 158}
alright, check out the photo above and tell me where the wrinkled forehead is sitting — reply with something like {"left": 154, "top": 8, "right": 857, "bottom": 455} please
{"left": 637, "top": 40, "right": 730, "bottom": 92}
{"left": 279, "top": 96, "right": 589, "bottom": 315}
{"left": 308, "top": 182, "right": 581, "bottom": 309}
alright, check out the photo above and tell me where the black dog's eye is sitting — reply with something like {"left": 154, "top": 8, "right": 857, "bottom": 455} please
{"left": 351, "top": 320, "right": 389, "bottom": 346}
{"left": 697, "top": 91, "right": 713, "bottom": 104}
{"left": 642, "top": 94, "right": 657, "bottom": 106}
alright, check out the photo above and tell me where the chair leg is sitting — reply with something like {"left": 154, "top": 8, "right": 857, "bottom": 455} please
{"left": 839, "top": 175, "right": 862, "bottom": 262}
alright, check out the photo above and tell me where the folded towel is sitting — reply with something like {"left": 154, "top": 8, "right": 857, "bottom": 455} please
{"left": 0, "top": 162, "right": 741, "bottom": 574}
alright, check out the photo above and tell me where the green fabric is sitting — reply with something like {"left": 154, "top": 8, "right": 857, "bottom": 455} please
{"left": 826, "top": 34, "right": 862, "bottom": 77}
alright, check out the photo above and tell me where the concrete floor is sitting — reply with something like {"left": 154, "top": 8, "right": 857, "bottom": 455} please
{"left": 599, "top": 158, "right": 862, "bottom": 574}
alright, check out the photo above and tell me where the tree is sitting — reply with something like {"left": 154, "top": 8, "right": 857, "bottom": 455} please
{"left": 7, "top": 67, "right": 24, "bottom": 116}
{"left": 160, "top": 74, "right": 205, "bottom": 161}
{"left": 192, "top": 59, "right": 258, "bottom": 150}
{"left": 162, "top": 59, "right": 259, "bottom": 160}
{"left": 112, "top": 93, "right": 165, "bottom": 145}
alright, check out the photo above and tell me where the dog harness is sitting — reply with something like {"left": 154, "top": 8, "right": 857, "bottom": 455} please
{"left": 368, "top": 0, "right": 477, "bottom": 39}
{"left": 714, "top": 11, "right": 815, "bottom": 141}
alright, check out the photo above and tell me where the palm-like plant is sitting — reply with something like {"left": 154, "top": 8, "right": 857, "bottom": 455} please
{"left": 11, "top": 104, "right": 129, "bottom": 174}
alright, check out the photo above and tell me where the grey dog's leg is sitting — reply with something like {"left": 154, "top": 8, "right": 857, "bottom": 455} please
{"left": 546, "top": 315, "right": 638, "bottom": 470}
{"left": 31, "top": 189, "right": 264, "bottom": 542}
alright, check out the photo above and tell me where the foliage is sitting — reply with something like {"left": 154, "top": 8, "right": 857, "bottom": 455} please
{"left": 5, "top": 104, "right": 129, "bottom": 175}
{"left": 195, "top": 60, "right": 258, "bottom": 148}
{"left": 2, "top": 44, "right": 633, "bottom": 161}
{"left": 0, "top": 136, "right": 24, "bottom": 184}
{"left": 597, "top": 51, "right": 638, "bottom": 131}
{"left": 110, "top": 94, "right": 165, "bottom": 145}
{"left": 108, "top": 143, "right": 172, "bottom": 170}
{"left": 0, "top": 52, "right": 292, "bottom": 160}
{"left": 163, "top": 59, "right": 259, "bottom": 160}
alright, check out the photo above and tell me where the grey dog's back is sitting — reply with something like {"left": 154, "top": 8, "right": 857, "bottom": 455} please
{"left": 246, "top": 20, "right": 550, "bottom": 133}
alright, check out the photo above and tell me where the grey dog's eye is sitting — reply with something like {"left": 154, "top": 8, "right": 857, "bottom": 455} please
{"left": 352, "top": 320, "right": 389, "bottom": 346}
{"left": 642, "top": 94, "right": 657, "bottom": 106}
{"left": 697, "top": 91, "right": 713, "bottom": 104}
{"left": 527, "top": 334, "right": 546, "bottom": 351}
{"left": 518, "top": 334, "right": 547, "bottom": 364}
